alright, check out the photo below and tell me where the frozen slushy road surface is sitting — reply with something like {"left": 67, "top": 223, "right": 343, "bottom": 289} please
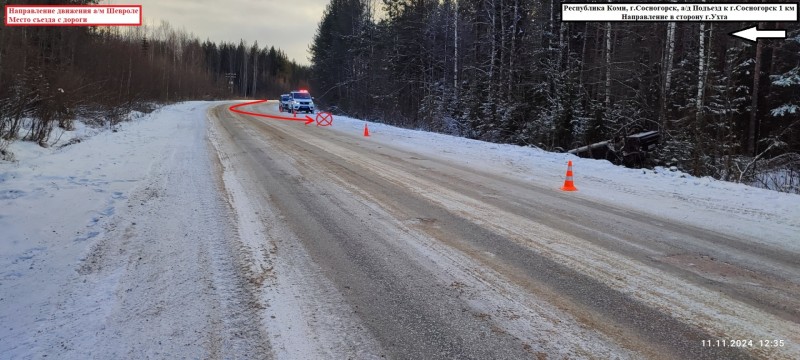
{"left": 209, "top": 101, "right": 799, "bottom": 359}
{"left": 2, "top": 101, "right": 797, "bottom": 359}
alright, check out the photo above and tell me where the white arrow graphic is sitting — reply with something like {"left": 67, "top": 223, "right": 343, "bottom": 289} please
{"left": 731, "top": 26, "right": 787, "bottom": 42}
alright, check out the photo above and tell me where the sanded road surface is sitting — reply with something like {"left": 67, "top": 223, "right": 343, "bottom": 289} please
{"left": 209, "top": 101, "right": 799, "bottom": 359}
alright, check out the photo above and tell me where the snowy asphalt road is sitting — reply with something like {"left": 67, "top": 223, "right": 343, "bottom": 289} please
{"left": 2, "top": 102, "right": 797, "bottom": 358}
{"left": 209, "top": 102, "right": 799, "bottom": 359}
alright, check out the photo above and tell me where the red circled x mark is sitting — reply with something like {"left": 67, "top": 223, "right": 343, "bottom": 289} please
{"left": 316, "top": 112, "right": 333, "bottom": 127}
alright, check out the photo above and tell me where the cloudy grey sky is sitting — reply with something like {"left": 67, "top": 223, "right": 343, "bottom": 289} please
{"left": 122, "top": 0, "right": 329, "bottom": 65}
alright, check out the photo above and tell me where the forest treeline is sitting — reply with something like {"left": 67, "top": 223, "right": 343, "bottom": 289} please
{"left": 0, "top": 0, "right": 310, "bottom": 151}
{"left": 310, "top": 0, "right": 800, "bottom": 192}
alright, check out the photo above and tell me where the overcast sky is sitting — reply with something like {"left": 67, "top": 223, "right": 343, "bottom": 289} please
{"left": 127, "top": 0, "right": 329, "bottom": 65}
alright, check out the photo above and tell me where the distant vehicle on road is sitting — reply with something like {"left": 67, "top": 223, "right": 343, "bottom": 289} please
{"left": 279, "top": 94, "right": 292, "bottom": 112}
{"left": 289, "top": 90, "right": 315, "bottom": 114}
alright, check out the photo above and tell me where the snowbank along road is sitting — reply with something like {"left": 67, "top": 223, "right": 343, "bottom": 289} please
{"left": 1, "top": 101, "right": 798, "bottom": 359}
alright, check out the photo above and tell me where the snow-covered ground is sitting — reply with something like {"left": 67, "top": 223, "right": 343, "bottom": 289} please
{"left": 1, "top": 101, "right": 798, "bottom": 357}
{"left": 330, "top": 115, "right": 800, "bottom": 253}
{"left": 0, "top": 102, "right": 270, "bottom": 358}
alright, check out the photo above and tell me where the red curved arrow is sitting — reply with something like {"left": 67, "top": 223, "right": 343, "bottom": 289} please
{"left": 229, "top": 100, "right": 314, "bottom": 125}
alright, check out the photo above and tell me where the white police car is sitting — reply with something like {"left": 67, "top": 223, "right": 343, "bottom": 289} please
{"left": 289, "top": 90, "right": 315, "bottom": 114}
{"left": 279, "top": 94, "right": 292, "bottom": 112}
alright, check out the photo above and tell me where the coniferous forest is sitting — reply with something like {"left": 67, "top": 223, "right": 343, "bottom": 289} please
{"left": 310, "top": 0, "right": 800, "bottom": 192}
{"left": 0, "top": 0, "right": 310, "bottom": 148}
{"left": 2, "top": 0, "right": 799, "bottom": 193}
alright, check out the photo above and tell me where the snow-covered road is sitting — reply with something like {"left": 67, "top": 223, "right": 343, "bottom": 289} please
{"left": 1, "top": 102, "right": 269, "bottom": 358}
{"left": 1, "top": 101, "right": 798, "bottom": 359}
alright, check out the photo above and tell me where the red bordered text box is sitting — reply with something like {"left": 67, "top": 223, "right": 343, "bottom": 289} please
{"left": 4, "top": 5, "right": 142, "bottom": 27}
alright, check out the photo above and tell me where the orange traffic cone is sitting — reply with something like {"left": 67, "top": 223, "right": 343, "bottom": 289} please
{"left": 363, "top": 123, "right": 370, "bottom": 137}
{"left": 560, "top": 160, "right": 578, "bottom": 191}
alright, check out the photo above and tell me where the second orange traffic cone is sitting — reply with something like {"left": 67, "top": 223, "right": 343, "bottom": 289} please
{"left": 363, "top": 123, "right": 370, "bottom": 137}
{"left": 560, "top": 160, "right": 578, "bottom": 191}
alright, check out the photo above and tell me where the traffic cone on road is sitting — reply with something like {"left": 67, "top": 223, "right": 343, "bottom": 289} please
{"left": 560, "top": 160, "right": 578, "bottom": 191}
{"left": 363, "top": 123, "right": 370, "bottom": 137}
